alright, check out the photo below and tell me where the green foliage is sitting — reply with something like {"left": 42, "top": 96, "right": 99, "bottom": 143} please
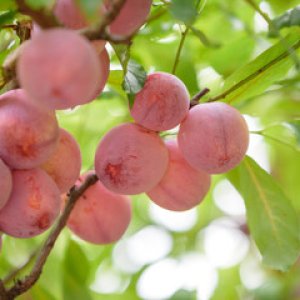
{"left": 25, "top": 0, "right": 55, "bottom": 9}
{"left": 216, "top": 28, "right": 300, "bottom": 103}
{"left": 270, "top": 6, "right": 300, "bottom": 36}
{"left": 169, "top": 0, "right": 198, "bottom": 25}
{"left": 227, "top": 156, "right": 300, "bottom": 271}
{"left": 123, "top": 60, "right": 147, "bottom": 107}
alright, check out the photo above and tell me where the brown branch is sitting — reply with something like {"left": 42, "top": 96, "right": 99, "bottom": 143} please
{"left": 81, "top": 0, "right": 128, "bottom": 41}
{"left": 3, "top": 250, "right": 38, "bottom": 285}
{"left": 0, "top": 280, "right": 8, "bottom": 300}
{"left": 5, "top": 174, "right": 98, "bottom": 300}
{"left": 15, "top": 0, "right": 59, "bottom": 28}
{"left": 190, "top": 88, "right": 210, "bottom": 107}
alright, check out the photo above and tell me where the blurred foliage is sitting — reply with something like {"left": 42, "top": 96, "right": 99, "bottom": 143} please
{"left": 1, "top": 0, "right": 300, "bottom": 299}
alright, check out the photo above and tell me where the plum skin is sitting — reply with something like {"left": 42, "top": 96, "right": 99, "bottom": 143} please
{"left": 178, "top": 102, "right": 249, "bottom": 174}
{"left": 147, "top": 140, "right": 211, "bottom": 211}
{"left": 94, "top": 123, "right": 169, "bottom": 195}
{"left": 130, "top": 72, "right": 190, "bottom": 131}
{"left": 0, "top": 159, "right": 13, "bottom": 211}
{"left": 0, "top": 169, "right": 61, "bottom": 239}
{"left": 17, "top": 28, "right": 101, "bottom": 110}
{"left": 0, "top": 89, "right": 59, "bottom": 169}
{"left": 41, "top": 128, "right": 82, "bottom": 193}
{"left": 67, "top": 172, "right": 131, "bottom": 244}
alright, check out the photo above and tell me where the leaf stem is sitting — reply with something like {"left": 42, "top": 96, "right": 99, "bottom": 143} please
{"left": 172, "top": 26, "right": 189, "bottom": 74}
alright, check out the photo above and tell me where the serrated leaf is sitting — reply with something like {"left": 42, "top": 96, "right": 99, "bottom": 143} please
{"left": 214, "top": 29, "right": 300, "bottom": 103}
{"left": 169, "top": 0, "right": 197, "bottom": 25}
{"left": 122, "top": 60, "right": 147, "bottom": 107}
{"left": 270, "top": 6, "right": 300, "bottom": 37}
{"left": 227, "top": 156, "right": 300, "bottom": 271}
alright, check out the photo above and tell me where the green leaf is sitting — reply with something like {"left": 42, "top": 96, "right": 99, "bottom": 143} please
{"left": 122, "top": 60, "right": 147, "bottom": 108}
{"left": 112, "top": 43, "right": 131, "bottom": 72}
{"left": 270, "top": 6, "right": 300, "bottom": 37}
{"left": 227, "top": 156, "right": 300, "bottom": 271}
{"left": 213, "top": 29, "right": 300, "bottom": 103}
{"left": 170, "top": 289, "right": 197, "bottom": 300}
{"left": 189, "top": 26, "right": 220, "bottom": 48}
{"left": 25, "top": 0, "right": 55, "bottom": 9}
{"left": 169, "top": 0, "right": 197, "bottom": 25}
{"left": 0, "top": 10, "right": 17, "bottom": 26}
{"left": 0, "top": 0, "right": 16, "bottom": 10}
{"left": 287, "top": 120, "right": 300, "bottom": 145}
{"left": 63, "top": 240, "right": 92, "bottom": 300}
{"left": 108, "top": 70, "right": 124, "bottom": 87}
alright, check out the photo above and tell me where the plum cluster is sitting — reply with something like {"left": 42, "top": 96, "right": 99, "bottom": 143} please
{"left": 0, "top": 0, "right": 151, "bottom": 246}
{"left": 0, "top": 0, "right": 249, "bottom": 248}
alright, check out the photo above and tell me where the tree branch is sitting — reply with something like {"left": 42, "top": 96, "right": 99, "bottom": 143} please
{"left": 15, "top": 0, "right": 59, "bottom": 28}
{"left": 190, "top": 88, "right": 210, "bottom": 107}
{"left": 3, "top": 250, "right": 38, "bottom": 285}
{"left": 0, "top": 280, "right": 8, "bottom": 300}
{"left": 5, "top": 174, "right": 98, "bottom": 300}
{"left": 80, "top": 0, "right": 128, "bottom": 41}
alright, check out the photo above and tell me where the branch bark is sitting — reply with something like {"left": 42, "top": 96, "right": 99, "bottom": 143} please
{"left": 15, "top": 0, "right": 59, "bottom": 28}
{"left": 4, "top": 174, "right": 98, "bottom": 300}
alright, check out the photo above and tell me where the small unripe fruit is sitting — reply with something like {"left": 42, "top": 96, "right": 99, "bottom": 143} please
{"left": 131, "top": 72, "right": 190, "bottom": 131}
{"left": 178, "top": 102, "right": 249, "bottom": 174}
{"left": 0, "top": 169, "right": 61, "bottom": 238}
{"left": 67, "top": 172, "right": 131, "bottom": 244}
{"left": 147, "top": 140, "right": 211, "bottom": 211}
{"left": 95, "top": 123, "right": 169, "bottom": 195}
{"left": 41, "top": 128, "right": 81, "bottom": 193}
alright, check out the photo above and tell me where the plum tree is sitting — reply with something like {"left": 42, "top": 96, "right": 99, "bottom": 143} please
{"left": 0, "top": 159, "right": 12, "bottom": 211}
{"left": 178, "top": 102, "right": 249, "bottom": 174}
{"left": 0, "top": 89, "right": 59, "bottom": 169}
{"left": 41, "top": 128, "right": 82, "bottom": 193}
{"left": 67, "top": 172, "right": 131, "bottom": 244}
{"left": 130, "top": 72, "right": 190, "bottom": 131}
{"left": 94, "top": 123, "right": 169, "bottom": 195}
{"left": 0, "top": 169, "right": 61, "bottom": 238}
{"left": 147, "top": 140, "right": 211, "bottom": 211}
{"left": 17, "top": 28, "right": 101, "bottom": 110}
